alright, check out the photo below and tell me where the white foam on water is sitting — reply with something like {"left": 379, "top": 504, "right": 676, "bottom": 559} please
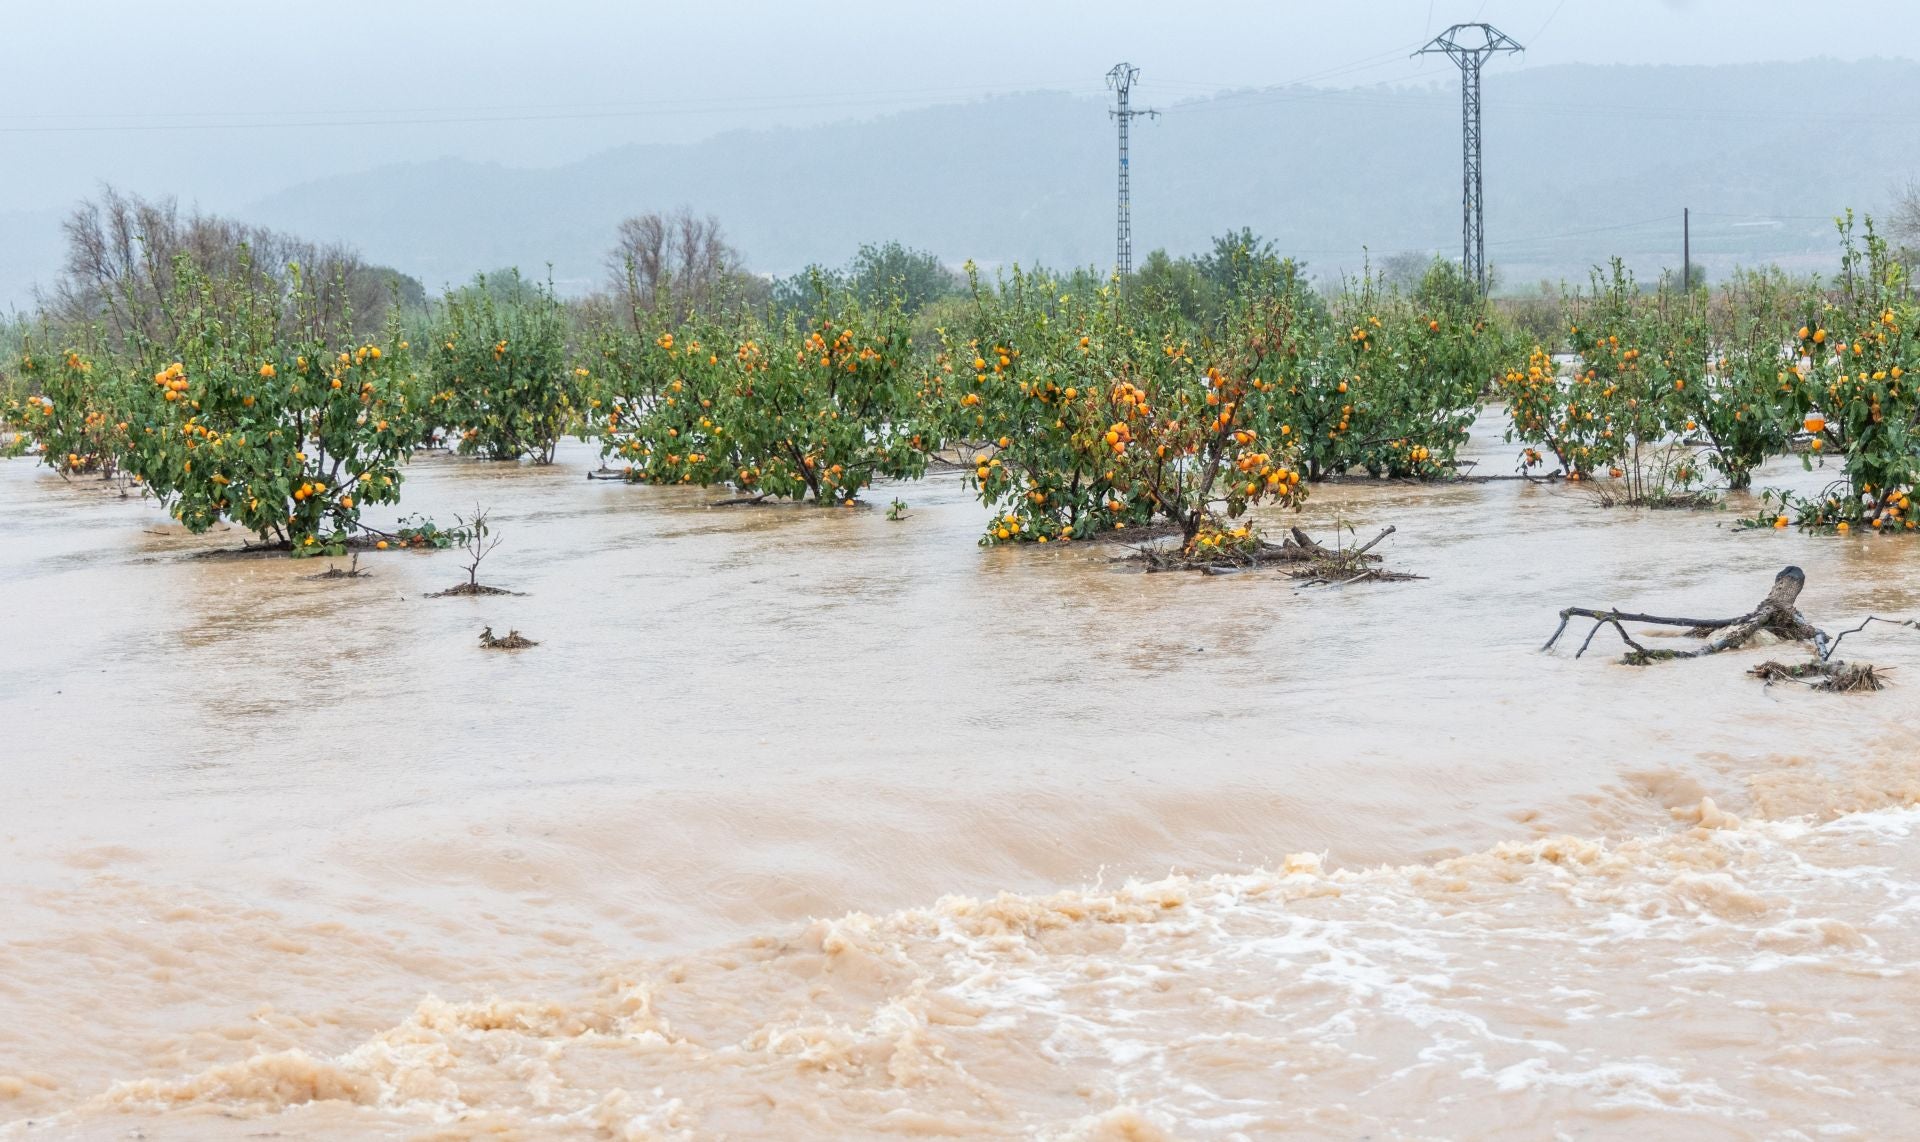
{"left": 3, "top": 801, "right": 1907, "bottom": 1140}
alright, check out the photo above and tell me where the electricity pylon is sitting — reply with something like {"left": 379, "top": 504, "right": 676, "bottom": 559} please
{"left": 1107, "top": 62, "right": 1159, "bottom": 280}
{"left": 1415, "top": 24, "right": 1522, "bottom": 295}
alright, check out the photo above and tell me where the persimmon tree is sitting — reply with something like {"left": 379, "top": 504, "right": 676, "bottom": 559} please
{"left": 1773, "top": 216, "right": 1920, "bottom": 532}
{"left": 938, "top": 265, "right": 1146, "bottom": 541}
{"left": 430, "top": 270, "right": 575, "bottom": 463}
{"left": 14, "top": 340, "right": 132, "bottom": 478}
{"left": 1684, "top": 268, "right": 1805, "bottom": 490}
{"left": 593, "top": 288, "right": 928, "bottom": 501}
{"left": 111, "top": 257, "right": 423, "bottom": 553}
{"left": 1290, "top": 268, "right": 1489, "bottom": 480}
{"left": 1503, "top": 264, "right": 1665, "bottom": 482}
{"left": 944, "top": 264, "right": 1309, "bottom": 553}
{"left": 1499, "top": 345, "right": 1586, "bottom": 476}
{"left": 1113, "top": 299, "right": 1312, "bottom": 556}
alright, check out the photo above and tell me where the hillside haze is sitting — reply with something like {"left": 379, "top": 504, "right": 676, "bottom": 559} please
{"left": 10, "top": 59, "right": 1917, "bottom": 307}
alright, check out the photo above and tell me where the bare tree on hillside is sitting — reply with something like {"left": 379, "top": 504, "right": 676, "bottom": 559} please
{"left": 43, "top": 186, "right": 414, "bottom": 347}
{"left": 1890, "top": 179, "right": 1920, "bottom": 267}
{"left": 603, "top": 207, "right": 762, "bottom": 326}
{"left": 1379, "top": 251, "right": 1436, "bottom": 292}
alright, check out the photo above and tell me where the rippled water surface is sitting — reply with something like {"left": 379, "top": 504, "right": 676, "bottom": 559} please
{"left": 2, "top": 412, "right": 1917, "bottom": 1139}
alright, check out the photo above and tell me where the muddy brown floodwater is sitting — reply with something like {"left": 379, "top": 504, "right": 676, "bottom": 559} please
{"left": 2, "top": 409, "right": 1918, "bottom": 1140}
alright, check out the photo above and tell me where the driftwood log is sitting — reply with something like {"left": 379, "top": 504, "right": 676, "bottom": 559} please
{"left": 1543, "top": 565, "right": 1916, "bottom": 688}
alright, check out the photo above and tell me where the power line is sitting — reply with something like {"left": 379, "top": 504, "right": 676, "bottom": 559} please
{"left": 1691, "top": 211, "right": 1840, "bottom": 223}
{"left": 1158, "top": 79, "right": 1920, "bottom": 133}
{"left": 0, "top": 81, "right": 1110, "bottom": 135}
{"left": 1154, "top": 40, "right": 1432, "bottom": 95}
{"left": 1230, "top": 215, "right": 1833, "bottom": 268}
{"left": 1530, "top": 0, "right": 1571, "bottom": 45}
{"left": 1484, "top": 214, "right": 1672, "bottom": 247}
{"left": 0, "top": 80, "right": 1097, "bottom": 121}
{"left": 15, "top": 65, "right": 1900, "bottom": 140}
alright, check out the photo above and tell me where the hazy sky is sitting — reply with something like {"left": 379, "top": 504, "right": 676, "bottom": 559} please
{"left": 4, "top": 0, "right": 1915, "bottom": 214}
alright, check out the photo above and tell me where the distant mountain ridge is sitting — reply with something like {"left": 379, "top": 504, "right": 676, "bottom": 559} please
{"left": 9, "top": 59, "right": 1918, "bottom": 309}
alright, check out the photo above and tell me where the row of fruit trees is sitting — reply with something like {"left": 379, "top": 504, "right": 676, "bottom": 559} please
{"left": 4, "top": 217, "right": 1917, "bottom": 557}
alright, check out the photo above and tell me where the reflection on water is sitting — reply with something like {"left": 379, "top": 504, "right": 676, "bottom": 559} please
{"left": 2, "top": 410, "right": 1917, "bottom": 1138}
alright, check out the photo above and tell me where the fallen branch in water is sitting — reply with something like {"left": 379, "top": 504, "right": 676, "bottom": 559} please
{"left": 1126, "top": 525, "right": 1421, "bottom": 585}
{"left": 1543, "top": 565, "right": 1914, "bottom": 688}
{"left": 1818, "top": 616, "right": 1920, "bottom": 661}
{"left": 1544, "top": 565, "right": 1817, "bottom": 663}
{"left": 1286, "top": 526, "right": 1425, "bottom": 586}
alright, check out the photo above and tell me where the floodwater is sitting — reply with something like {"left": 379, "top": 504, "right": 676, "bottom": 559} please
{"left": 1, "top": 409, "right": 1917, "bottom": 1140}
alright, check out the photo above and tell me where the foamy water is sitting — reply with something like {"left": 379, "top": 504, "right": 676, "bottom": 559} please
{"left": 3, "top": 410, "right": 1917, "bottom": 1138}
{"left": 26, "top": 804, "right": 1920, "bottom": 1140}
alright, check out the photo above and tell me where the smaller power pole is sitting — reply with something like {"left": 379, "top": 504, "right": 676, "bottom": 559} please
{"left": 1107, "top": 62, "right": 1159, "bottom": 281}
{"left": 1682, "top": 207, "right": 1691, "bottom": 293}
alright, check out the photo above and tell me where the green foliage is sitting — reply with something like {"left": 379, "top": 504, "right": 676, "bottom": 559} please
{"left": 592, "top": 287, "right": 928, "bottom": 502}
{"left": 939, "top": 263, "right": 1310, "bottom": 549}
{"left": 1779, "top": 215, "right": 1920, "bottom": 531}
{"left": 430, "top": 270, "right": 575, "bottom": 463}
{"left": 1281, "top": 267, "right": 1494, "bottom": 480}
{"left": 107, "top": 256, "right": 423, "bottom": 551}
{"left": 1496, "top": 224, "right": 1918, "bottom": 522}
{"left": 1194, "top": 228, "right": 1293, "bottom": 308}
{"left": 1129, "top": 250, "right": 1210, "bottom": 326}
{"left": 391, "top": 513, "right": 475, "bottom": 549}
{"left": 1686, "top": 268, "right": 1805, "bottom": 489}
{"left": 773, "top": 242, "right": 961, "bottom": 319}
{"left": 1126, "top": 231, "right": 1319, "bottom": 333}
{"left": 13, "top": 333, "right": 132, "bottom": 476}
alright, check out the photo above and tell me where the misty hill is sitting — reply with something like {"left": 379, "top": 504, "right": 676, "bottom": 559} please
{"left": 9, "top": 59, "right": 1918, "bottom": 310}
{"left": 1, "top": 209, "right": 71, "bottom": 314}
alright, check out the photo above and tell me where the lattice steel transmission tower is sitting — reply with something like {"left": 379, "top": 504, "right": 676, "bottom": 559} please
{"left": 1415, "top": 24, "right": 1522, "bottom": 295}
{"left": 1107, "top": 62, "right": 1158, "bottom": 280}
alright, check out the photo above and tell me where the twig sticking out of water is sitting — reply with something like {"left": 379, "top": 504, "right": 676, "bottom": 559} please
{"left": 431, "top": 505, "right": 520, "bottom": 597}
{"left": 1820, "top": 616, "right": 1920, "bottom": 661}
{"left": 306, "top": 554, "right": 368, "bottom": 580}
{"left": 1286, "top": 526, "right": 1425, "bottom": 586}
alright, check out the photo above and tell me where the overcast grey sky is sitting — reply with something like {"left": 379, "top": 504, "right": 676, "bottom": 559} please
{"left": 3, "top": 0, "right": 1915, "bottom": 214}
